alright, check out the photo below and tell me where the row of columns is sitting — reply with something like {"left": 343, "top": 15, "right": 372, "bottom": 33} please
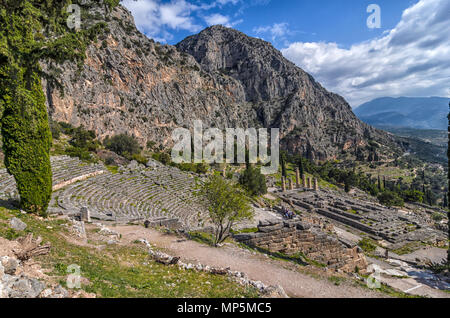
{"left": 281, "top": 167, "right": 319, "bottom": 192}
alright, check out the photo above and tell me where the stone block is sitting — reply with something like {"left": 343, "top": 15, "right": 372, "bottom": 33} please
{"left": 258, "top": 224, "right": 283, "bottom": 232}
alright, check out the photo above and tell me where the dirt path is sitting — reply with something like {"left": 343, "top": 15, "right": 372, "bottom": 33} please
{"left": 115, "top": 225, "right": 388, "bottom": 298}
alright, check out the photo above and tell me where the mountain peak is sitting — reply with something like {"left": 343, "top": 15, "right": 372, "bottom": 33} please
{"left": 42, "top": 3, "right": 400, "bottom": 162}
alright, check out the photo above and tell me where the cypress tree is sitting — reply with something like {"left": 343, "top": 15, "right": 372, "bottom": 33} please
{"left": 298, "top": 155, "right": 304, "bottom": 179}
{"left": 344, "top": 178, "right": 350, "bottom": 193}
{"left": 280, "top": 152, "right": 287, "bottom": 178}
{"left": 0, "top": 1, "right": 114, "bottom": 215}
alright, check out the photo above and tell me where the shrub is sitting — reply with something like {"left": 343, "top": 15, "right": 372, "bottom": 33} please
{"left": 104, "top": 134, "right": 141, "bottom": 157}
{"left": 131, "top": 153, "right": 147, "bottom": 165}
{"left": 146, "top": 140, "right": 156, "bottom": 150}
{"left": 105, "top": 157, "right": 115, "bottom": 166}
{"left": 432, "top": 212, "right": 444, "bottom": 222}
{"left": 152, "top": 152, "right": 171, "bottom": 165}
{"left": 358, "top": 238, "right": 377, "bottom": 253}
{"left": 378, "top": 190, "right": 404, "bottom": 207}
{"left": 49, "top": 120, "right": 61, "bottom": 140}
{"left": 65, "top": 146, "right": 93, "bottom": 162}
{"left": 401, "top": 190, "right": 424, "bottom": 203}
{"left": 196, "top": 162, "right": 209, "bottom": 174}
{"left": 69, "top": 127, "right": 99, "bottom": 151}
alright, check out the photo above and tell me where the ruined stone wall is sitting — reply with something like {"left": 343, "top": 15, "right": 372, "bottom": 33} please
{"left": 234, "top": 220, "right": 367, "bottom": 274}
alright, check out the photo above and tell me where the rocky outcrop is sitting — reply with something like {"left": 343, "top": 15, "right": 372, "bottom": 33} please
{"left": 177, "top": 25, "right": 400, "bottom": 161}
{"left": 0, "top": 238, "right": 67, "bottom": 298}
{"left": 42, "top": 2, "right": 401, "bottom": 161}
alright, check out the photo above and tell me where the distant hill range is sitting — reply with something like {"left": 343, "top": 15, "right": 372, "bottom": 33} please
{"left": 377, "top": 127, "right": 447, "bottom": 148}
{"left": 354, "top": 97, "right": 449, "bottom": 130}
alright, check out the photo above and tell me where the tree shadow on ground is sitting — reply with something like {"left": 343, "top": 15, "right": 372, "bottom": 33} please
{"left": 0, "top": 198, "right": 20, "bottom": 211}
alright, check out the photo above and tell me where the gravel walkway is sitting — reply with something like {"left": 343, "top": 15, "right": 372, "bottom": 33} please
{"left": 116, "top": 225, "right": 388, "bottom": 298}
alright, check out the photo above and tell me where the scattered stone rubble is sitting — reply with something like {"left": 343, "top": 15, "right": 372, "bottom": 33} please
{"left": 0, "top": 233, "right": 69, "bottom": 299}
{"left": 9, "top": 217, "right": 27, "bottom": 232}
{"left": 278, "top": 188, "right": 448, "bottom": 250}
{"left": 234, "top": 220, "right": 368, "bottom": 274}
{"left": 138, "top": 239, "right": 289, "bottom": 298}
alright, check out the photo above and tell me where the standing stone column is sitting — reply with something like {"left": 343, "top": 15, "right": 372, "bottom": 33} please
{"left": 302, "top": 175, "right": 307, "bottom": 188}
{"left": 295, "top": 168, "right": 300, "bottom": 188}
{"left": 314, "top": 178, "right": 319, "bottom": 191}
{"left": 222, "top": 165, "right": 226, "bottom": 178}
{"left": 307, "top": 177, "right": 312, "bottom": 189}
{"left": 282, "top": 177, "right": 286, "bottom": 192}
{"left": 80, "top": 207, "right": 91, "bottom": 222}
{"left": 289, "top": 178, "right": 294, "bottom": 190}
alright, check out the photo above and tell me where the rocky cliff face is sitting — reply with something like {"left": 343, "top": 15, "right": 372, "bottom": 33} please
{"left": 42, "top": 3, "right": 401, "bottom": 161}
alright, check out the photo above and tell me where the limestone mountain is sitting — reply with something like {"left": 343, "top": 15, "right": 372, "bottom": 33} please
{"left": 42, "top": 3, "right": 401, "bottom": 161}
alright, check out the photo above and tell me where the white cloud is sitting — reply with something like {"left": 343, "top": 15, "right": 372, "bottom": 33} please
{"left": 122, "top": 0, "right": 202, "bottom": 42}
{"left": 254, "top": 23, "right": 289, "bottom": 39}
{"left": 122, "top": 0, "right": 271, "bottom": 42}
{"left": 204, "top": 13, "right": 229, "bottom": 26}
{"left": 203, "top": 13, "right": 242, "bottom": 27}
{"left": 281, "top": 0, "right": 450, "bottom": 107}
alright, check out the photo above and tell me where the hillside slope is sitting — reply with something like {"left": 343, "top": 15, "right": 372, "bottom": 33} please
{"left": 42, "top": 3, "right": 401, "bottom": 161}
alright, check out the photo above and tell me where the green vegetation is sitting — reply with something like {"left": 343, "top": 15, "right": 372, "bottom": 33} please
{"left": 104, "top": 134, "right": 141, "bottom": 158}
{"left": 176, "top": 161, "right": 209, "bottom": 174}
{"left": 284, "top": 154, "right": 435, "bottom": 207}
{"left": 0, "top": 207, "right": 258, "bottom": 298}
{"left": 328, "top": 276, "right": 346, "bottom": 286}
{"left": 431, "top": 212, "right": 444, "bottom": 222}
{"left": 150, "top": 150, "right": 210, "bottom": 175}
{"left": 151, "top": 152, "right": 171, "bottom": 165}
{"left": 198, "top": 175, "right": 253, "bottom": 246}
{"left": 231, "top": 227, "right": 259, "bottom": 234}
{"left": 377, "top": 190, "right": 404, "bottom": 207}
{"left": 0, "top": 1, "right": 113, "bottom": 215}
{"left": 357, "top": 238, "right": 377, "bottom": 253}
{"left": 50, "top": 122, "right": 100, "bottom": 162}
{"left": 391, "top": 242, "right": 421, "bottom": 255}
{"left": 239, "top": 165, "right": 267, "bottom": 196}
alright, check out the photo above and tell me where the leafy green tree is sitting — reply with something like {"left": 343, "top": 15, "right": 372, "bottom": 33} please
{"left": 198, "top": 175, "right": 253, "bottom": 246}
{"left": 239, "top": 165, "right": 267, "bottom": 196}
{"left": 0, "top": 1, "right": 110, "bottom": 214}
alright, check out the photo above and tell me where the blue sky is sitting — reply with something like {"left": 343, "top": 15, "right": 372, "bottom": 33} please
{"left": 122, "top": 0, "right": 450, "bottom": 106}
